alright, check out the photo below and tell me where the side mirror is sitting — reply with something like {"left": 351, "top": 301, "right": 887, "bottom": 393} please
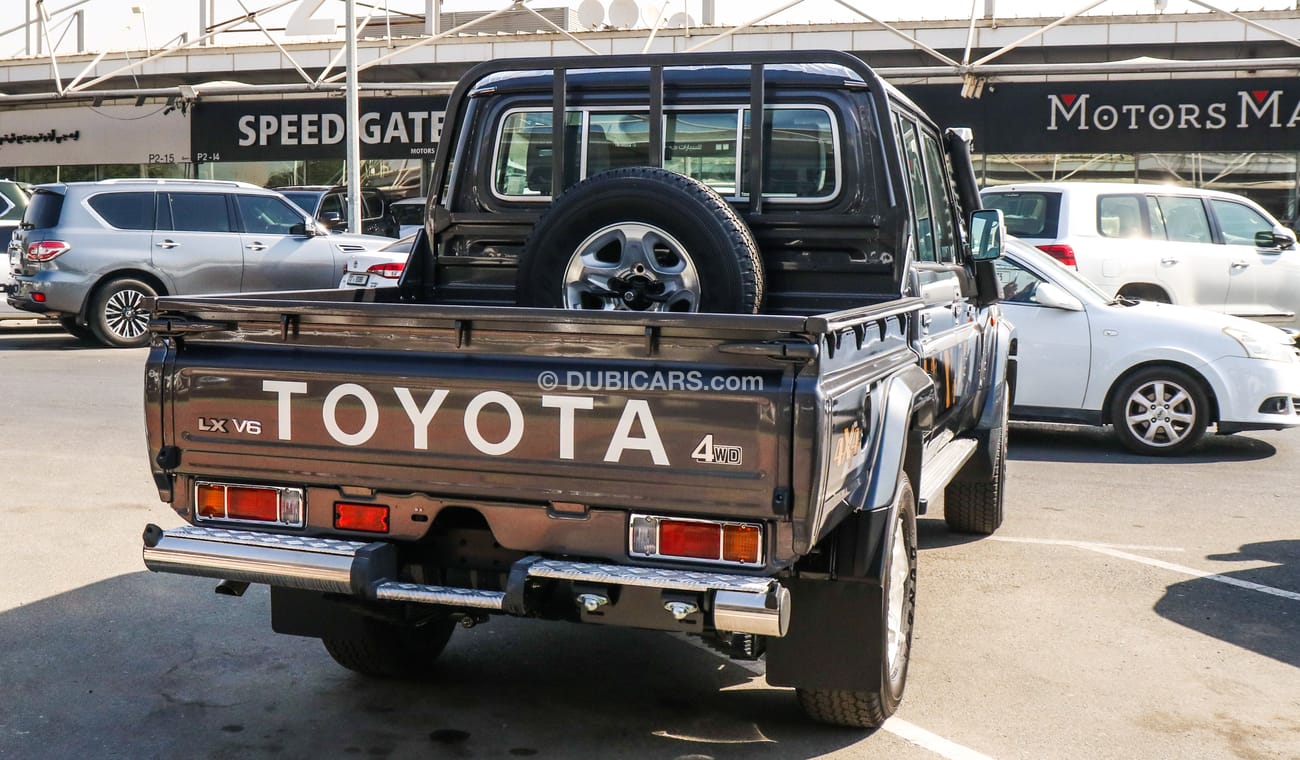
{"left": 1031, "top": 281, "right": 1084, "bottom": 312}
{"left": 1256, "top": 228, "right": 1296, "bottom": 250}
{"left": 969, "top": 209, "right": 1005, "bottom": 261}
{"left": 321, "top": 211, "right": 342, "bottom": 229}
{"left": 288, "top": 222, "right": 310, "bottom": 237}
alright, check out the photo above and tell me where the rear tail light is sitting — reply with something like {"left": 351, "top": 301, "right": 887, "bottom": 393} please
{"left": 194, "top": 481, "right": 304, "bottom": 527}
{"left": 26, "top": 240, "right": 70, "bottom": 262}
{"left": 334, "top": 502, "right": 390, "bottom": 533}
{"left": 630, "top": 515, "right": 763, "bottom": 566}
{"left": 366, "top": 262, "right": 405, "bottom": 279}
{"left": 1036, "top": 244, "right": 1077, "bottom": 268}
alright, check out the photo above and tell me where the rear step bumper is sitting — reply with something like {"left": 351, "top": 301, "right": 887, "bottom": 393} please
{"left": 142, "top": 524, "right": 789, "bottom": 637}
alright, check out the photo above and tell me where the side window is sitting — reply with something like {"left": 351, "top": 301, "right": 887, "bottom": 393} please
{"left": 1154, "top": 195, "right": 1212, "bottom": 244}
{"left": 897, "top": 116, "right": 936, "bottom": 262}
{"left": 236, "top": 195, "right": 304, "bottom": 235}
{"left": 88, "top": 192, "right": 155, "bottom": 230}
{"left": 165, "top": 193, "right": 232, "bottom": 233}
{"left": 919, "top": 130, "right": 958, "bottom": 263}
{"left": 1097, "top": 195, "right": 1147, "bottom": 239}
{"left": 362, "top": 190, "right": 384, "bottom": 221}
{"left": 492, "top": 110, "right": 582, "bottom": 197}
{"left": 1211, "top": 199, "right": 1272, "bottom": 245}
{"left": 663, "top": 111, "right": 738, "bottom": 196}
{"left": 588, "top": 112, "right": 651, "bottom": 174}
{"left": 992, "top": 257, "right": 1046, "bottom": 304}
{"left": 742, "top": 108, "right": 839, "bottom": 199}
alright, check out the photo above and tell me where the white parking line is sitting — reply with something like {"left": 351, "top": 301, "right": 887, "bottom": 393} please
{"left": 990, "top": 536, "right": 1300, "bottom": 603}
{"left": 989, "top": 536, "right": 1185, "bottom": 552}
{"left": 683, "top": 636, "right": 998, "bottom": 760}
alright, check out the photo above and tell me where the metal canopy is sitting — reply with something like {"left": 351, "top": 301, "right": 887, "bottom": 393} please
{"left": 3, "top": 0, "right": 1299, "bottom": 106}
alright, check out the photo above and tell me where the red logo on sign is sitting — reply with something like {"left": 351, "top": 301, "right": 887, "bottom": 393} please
{"left": 1251, "top": 90, "right": 1271, "bottom": 105}
{"left": 1060, "top": 94, "right": 1078, "bottom": 107}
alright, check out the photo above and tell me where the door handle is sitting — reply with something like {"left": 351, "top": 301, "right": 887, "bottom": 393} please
{"left": 920, "top": 312, "right": 933, "bottom": 327}
{"left": 1159, "top": 257, "right": 1178, "bottom": 265}
{"left": 1230, "top": 260, "right": 1250, "bottom": 269}
{"left": 245, "top": 243, "right": 268, "bottom": 252}
{"left": 156, "top": 240, "right": 178, "bottom": 249}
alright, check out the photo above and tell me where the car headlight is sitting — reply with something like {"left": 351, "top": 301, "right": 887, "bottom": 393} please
{"left": 1224, "top": 326, "right": 1297, "bottom": 362}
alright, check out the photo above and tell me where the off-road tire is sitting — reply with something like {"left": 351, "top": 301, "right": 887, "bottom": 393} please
{"left": 1108, "top": 366, "right": 1209, "bottom": 456}
{"left": 89, "top": 277, "right": 157, "bottom": 348}
{"left": 944, "top": 387, "right": 1008, "bottom": 534}
{"left": 516, "top": 167, "right": 764, "bottom": 314}
{"left": 58, "top": 316, "right": 98, "bottom": 343}
{"left": 322, "top": 615, "right": 456, "bottom": 678}
{"left": 797, "top": 475, "right": 917, "bottom": 728}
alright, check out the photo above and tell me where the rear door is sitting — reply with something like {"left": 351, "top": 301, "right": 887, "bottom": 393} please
{"left": 234, "top": 194, "right": 339, "bottom": 291}
{"left": 154, "top": 192, "right": 244, "bottom": 294}
{"left": 1143, "top": 193, "right": 1230, "bottom": 310}
{"left": 897, "top": 114, "right": 980, "bottom": 432}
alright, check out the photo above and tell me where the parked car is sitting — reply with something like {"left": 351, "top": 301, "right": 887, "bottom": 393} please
{"left": 389, "top": 196, "right": 426, "bottom": 238}
{"left": 274, "top": 184, "right": 399, "bottom": 238}
{"left": 981, "top": 181, "right": 1300, "bottom": 330}
{"left": 997, "top": 237, "right": 1300, "bottom": 455}
{"left": 0, "top": 179, "right": 30, "bottom": 293}
{"left": 338, "top": 233, "right": 414, "bottom": 288}
{"left": 6, "top": 178, "right": 393, "bottom": 347}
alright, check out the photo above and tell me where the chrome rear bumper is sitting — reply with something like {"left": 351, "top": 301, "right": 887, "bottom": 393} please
{"left": 143, "top": 524, "right": 789, "bottom": 637}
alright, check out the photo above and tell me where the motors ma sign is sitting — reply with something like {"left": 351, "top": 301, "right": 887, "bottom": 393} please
{"left": 902, "top": 77, "right": 1300, "bottom": 153}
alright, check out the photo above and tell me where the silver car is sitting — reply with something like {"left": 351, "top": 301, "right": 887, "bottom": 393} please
{"left": 6, "top": 179, "right": 392, "bottom": 347}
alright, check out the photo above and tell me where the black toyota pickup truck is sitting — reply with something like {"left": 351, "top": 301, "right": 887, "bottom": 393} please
{"left": 140, "top": 50, "right": 1014, "bottom": 728}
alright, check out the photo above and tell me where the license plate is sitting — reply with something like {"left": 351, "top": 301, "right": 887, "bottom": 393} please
{"left": 346, "top": 273, "right": 370, "bottom": 287}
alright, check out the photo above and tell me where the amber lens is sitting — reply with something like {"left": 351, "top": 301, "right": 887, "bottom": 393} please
{"left": 195, "top": 484, "right": 226, "bottom": 519}
{"left": 722, "top": 524, "right": 761, "bottom": 564}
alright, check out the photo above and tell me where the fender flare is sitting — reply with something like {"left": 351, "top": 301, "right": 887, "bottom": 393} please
{"left": 859, "top": 364, "right": 935, "bottom": 514}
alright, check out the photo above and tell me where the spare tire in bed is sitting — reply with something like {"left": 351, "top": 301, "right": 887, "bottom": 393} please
{"left": 516, "top": 167, "right": 764, "bottom": 314}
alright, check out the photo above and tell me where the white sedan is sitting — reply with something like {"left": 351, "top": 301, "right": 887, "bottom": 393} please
{"left": 998, "top": 238, "right": 1300, "bottom": 455}
{"left": 338, "top": 234, "right": 415, "bottom": 289}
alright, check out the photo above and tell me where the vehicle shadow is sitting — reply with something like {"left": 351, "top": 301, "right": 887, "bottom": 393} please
{"left": 0, "top": 331, "right": 103, "bottom": 351}
{"left": 916, "top": 517, "right": 987, "bottom": 550}
{"left": 1008, "top": 422, "right": 1277, "bottom": 464}
{"left": 1153, "top": 540, "right": 1300, "bottom": 669}
{"left": 0, "top": 572, "right": 873, "bottom": 759}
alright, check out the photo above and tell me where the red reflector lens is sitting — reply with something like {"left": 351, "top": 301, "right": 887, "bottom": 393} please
{"left": 225, "top": 486, "right": 280, "bottom": 522}
{"left": 366, "top": 262, "right": 405, "bottom": 279}
{"left": 32, "top": 292, "right": 46, "bottom": 303}
{"left": 722, "top": 524, "right": 761, "bottom": 564}
{"left": 334, "top": 502, "right": 390, "bottom": 533}
{"left": 27, "top": 240, "right": 70, "bottom": 262}
{"left": 1036, "top": 244, "right": 1077, "bottom": 268}
{"left": 658, "top": 520, "right": 721, "bottom": 560}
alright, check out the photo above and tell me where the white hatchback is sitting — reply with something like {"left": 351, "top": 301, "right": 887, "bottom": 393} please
{"left": 997, "top": 238, "right": 1300, "bottom": 455}
{"left": 982, "top": 181, "right": 1300, "bottom": 330}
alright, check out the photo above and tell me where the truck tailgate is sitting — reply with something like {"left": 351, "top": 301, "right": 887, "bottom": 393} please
{"left": 149, "top": 295, "right": 812, "bottom": 519}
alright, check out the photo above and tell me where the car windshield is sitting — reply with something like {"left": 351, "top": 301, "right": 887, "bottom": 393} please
{"left": 1006, "top": 238, "right": 1113, "bottom": 302}
{"left": 982, "top": 191, "right": 1061, "bottom": 238}
{"left": 280, "top": 191, "right": 323, "bottom": 214}
{"left": 22, "top": 189, "right": 64, "bottom": 229}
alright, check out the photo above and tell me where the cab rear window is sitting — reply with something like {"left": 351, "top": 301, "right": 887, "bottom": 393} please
{"left": 982, "top": 191, "right": 1060, "bottom": 238}
{"left": 493, "top": 105, "right": 840, "bottom": 203}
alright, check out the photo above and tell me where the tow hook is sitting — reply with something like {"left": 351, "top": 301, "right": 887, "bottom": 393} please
{"left": 456, "top": 612, "right": 490, "bottom": 629}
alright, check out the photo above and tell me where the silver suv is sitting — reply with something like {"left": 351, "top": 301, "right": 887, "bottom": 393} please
{"left": 6, "top": 179, "right": 393, "bottom": 347}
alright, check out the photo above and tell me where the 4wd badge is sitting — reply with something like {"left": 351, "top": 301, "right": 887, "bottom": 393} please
{"left": 690, "top": 435, "right": 743, "bottom": 466}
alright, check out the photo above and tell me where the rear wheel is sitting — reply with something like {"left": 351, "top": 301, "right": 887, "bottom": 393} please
{"left": 322, "top": 614, "right": 457, "bottom": 678}
{"left": 90, "top": 277, "right": 156, "bottom": 348}
{"left": 796, "top": 475, "right": 917, "bottom": 728}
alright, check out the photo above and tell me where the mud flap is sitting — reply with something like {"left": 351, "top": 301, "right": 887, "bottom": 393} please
{"left": 765, "top": 576, "right": 884, "bottom": 691}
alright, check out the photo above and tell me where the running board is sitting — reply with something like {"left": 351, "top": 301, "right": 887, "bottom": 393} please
{"left": 917, "top": 436, "right": 978, "bottom": 512}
